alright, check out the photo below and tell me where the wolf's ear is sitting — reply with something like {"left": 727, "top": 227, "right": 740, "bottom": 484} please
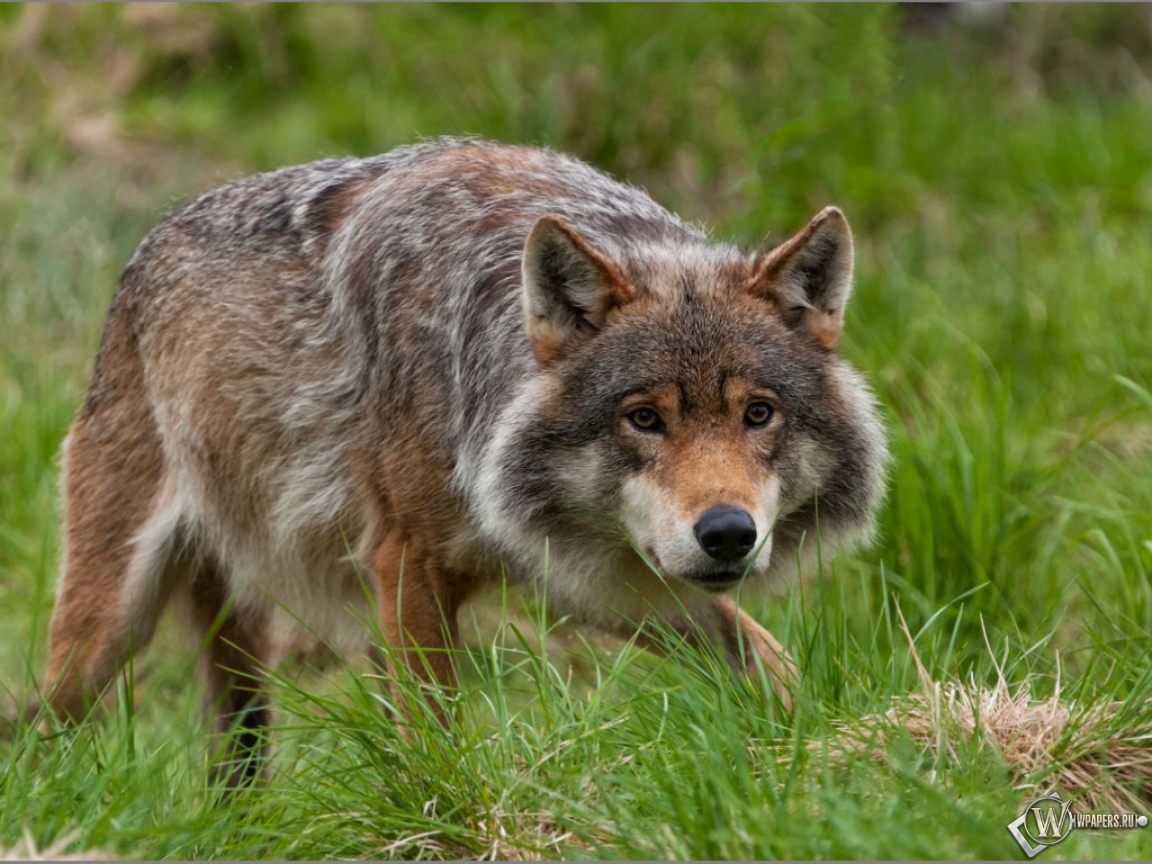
{"left": 747, "top": 206, "right": 854, "bottom": 350}
{"left": 522, "top": 216, "right": 636, "bottom": 364}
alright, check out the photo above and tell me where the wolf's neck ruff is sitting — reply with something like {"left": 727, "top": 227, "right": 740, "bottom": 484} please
{"left": 43, "top": 138, "right": 887, "bottom": 784}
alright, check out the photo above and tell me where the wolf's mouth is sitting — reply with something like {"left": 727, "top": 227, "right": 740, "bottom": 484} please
{"left": 686, "top": 569, "right": 745, "bottom": 593}
{"left": 638, "top": 546, "right": 746, "bottom": 593}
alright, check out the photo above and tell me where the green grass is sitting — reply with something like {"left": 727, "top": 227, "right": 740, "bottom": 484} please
{"left": 2, "top": 4, "right": 1151, "bottom": 860}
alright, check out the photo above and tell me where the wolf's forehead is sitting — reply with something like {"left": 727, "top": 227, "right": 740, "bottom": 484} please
{"left": 618, "top": 242, "right": 754, "bottom": 299}
{"left": 601, "top": 302, "right": 823, "bottom": 403}
{"left": 625, "top": 351, "right": 793, "bottom": 406}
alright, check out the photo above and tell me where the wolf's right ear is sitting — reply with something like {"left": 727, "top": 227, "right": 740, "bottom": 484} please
{"left": 522, "top": 216, "right": 636, "bottom": 364}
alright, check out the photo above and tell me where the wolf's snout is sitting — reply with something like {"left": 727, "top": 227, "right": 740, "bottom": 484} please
{"left": 693, "top": 506, "right": 757, "bottom": 562}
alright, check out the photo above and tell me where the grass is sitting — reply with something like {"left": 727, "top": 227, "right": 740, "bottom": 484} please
{"left": 2, "top": 4, "right": 1151, "bottom": 860}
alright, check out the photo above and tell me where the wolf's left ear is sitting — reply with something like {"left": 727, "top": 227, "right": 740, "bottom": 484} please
{"left": 522, "top": 216, "right": 636, "bottom": 364}
{"left": 747, "top": 206, "right": 854, "bottom": 350}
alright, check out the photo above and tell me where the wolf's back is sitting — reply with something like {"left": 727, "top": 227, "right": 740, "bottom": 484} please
{"left": 107, "top": 139, "right": 708, "bottom": 410}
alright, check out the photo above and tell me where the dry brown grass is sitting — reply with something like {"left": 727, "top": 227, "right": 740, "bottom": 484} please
{"left": 820, "top": 610, "right": 1152, "bottom": 814}
{"left": 0, "top": 829, "right": 111, "bottom": 861}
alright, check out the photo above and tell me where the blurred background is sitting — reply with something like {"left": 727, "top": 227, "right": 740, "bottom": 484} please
{"left": 6, "top": 5, "right": 1152, "bottom": 220}
{"left": 2, "top": 2, "right": 1151, "bottom": 686}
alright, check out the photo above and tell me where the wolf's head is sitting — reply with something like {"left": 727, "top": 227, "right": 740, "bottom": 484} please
{"left": 479, "top": 207, "right": 887, "bottom": 595}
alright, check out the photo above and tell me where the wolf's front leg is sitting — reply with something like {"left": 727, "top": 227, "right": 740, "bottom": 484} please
{"left": 710, "top": 595, "right": 797, "bottom": 711}
{"left": 372, "top": 527, "right": 464, "bottom": 725}
{"left": 640, "top": 596, "right": 797, "bottom": 712}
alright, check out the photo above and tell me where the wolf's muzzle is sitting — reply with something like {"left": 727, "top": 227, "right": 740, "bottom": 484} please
{"left": 693, "top": 506, "right": 757, "bottom": 563}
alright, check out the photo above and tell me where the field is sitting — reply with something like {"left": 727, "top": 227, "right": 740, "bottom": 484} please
{"left": 1, "top": 4, "right": 1151, "bottom": 859}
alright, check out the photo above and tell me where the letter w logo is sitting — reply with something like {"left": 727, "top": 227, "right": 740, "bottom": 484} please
{"left": 1008, "top": 793, "right": 1075, "bottom": 858}
{"left": 1031, "top": 799, "right": 1073, "bottom": 838}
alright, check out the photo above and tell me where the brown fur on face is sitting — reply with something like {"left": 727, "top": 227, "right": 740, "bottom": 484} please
{"left": 39, "top": 140, "right": 887, "bottom": 782}
{"left": 611, "top": 376, "right": 786, "bottom": 583}
{"left": 616, "top": 377, "right": 784, "bottom": 513}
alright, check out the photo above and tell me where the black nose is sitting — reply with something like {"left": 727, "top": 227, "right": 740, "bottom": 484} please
{"left": 693, "top": 506, "right": 757, "bottom": 562}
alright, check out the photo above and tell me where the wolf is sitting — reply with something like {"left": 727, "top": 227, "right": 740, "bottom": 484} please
{"left": 41, "top": 138, "right": 887, "bottom": 783}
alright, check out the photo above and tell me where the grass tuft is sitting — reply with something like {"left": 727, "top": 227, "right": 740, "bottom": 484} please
{"left": 819, "top": 611, "right": 1152, "bottom": 817}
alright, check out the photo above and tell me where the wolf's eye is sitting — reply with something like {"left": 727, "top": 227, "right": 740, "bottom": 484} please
{"left": 629, "top": 407, "right": 664, "bottom": 432}
{"left": 745, "top": 402, "right": 774, "bottom": 428}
